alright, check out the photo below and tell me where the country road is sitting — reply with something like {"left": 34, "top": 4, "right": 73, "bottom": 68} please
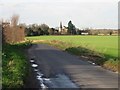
{"left": 27, "top": 44, "right": 118, "bottom": 89}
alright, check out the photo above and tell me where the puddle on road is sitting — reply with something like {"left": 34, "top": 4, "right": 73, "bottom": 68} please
{"left": 42, "top": 74, "right": 78, "bottom": 88}
{"left": 36, "top": 72, "right": 78, "bottom": 89}
{"left": 30, "top": 60, "right": 34, "bottom": 63}
{"left": 37, "top": 72, "right": 44, "bottom": 77}
{"left": 31, "top": 64, "right": 38, "bottom": 68}
{"left": 34, "top": 69, "right": 38, "bottom": 72}
{"left": 29, "top": 59, "right": 78, "bottom": 89}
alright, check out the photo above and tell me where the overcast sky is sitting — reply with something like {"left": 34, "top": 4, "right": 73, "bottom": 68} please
{"left": 0, "top": 0, "right": 118, "bottom": 29}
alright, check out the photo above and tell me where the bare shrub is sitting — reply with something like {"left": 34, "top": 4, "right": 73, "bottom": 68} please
{"left": 2, "top": 15, "right": 25, "bottom": 43}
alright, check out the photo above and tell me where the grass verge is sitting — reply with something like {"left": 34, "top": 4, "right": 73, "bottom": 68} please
{"left": 2, "top": 41, "right": 31, "bottom": 89}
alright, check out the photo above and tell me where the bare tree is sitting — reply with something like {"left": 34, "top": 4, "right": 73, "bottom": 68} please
{"left": 11, "top": 14, "right": 19, "bottom": 27}
{"left": 0, "top": 19, "right": 3, "bottom": 25}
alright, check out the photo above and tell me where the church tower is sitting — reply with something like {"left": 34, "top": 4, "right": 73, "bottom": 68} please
{"left": 59, "top": 22, "right": 62, "bottom": 32}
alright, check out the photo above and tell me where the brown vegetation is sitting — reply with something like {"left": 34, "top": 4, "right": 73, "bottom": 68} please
{"left": 2, "top": 15, "right": 25, "bottom": 43}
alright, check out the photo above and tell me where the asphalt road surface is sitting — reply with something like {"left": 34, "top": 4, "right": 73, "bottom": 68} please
{"left": 28, "top": 44, "right": 118, "bottom": 89}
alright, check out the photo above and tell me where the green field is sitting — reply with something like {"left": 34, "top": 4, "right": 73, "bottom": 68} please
{"left": 27, "top": 35, "right": 118, "bottom": 58}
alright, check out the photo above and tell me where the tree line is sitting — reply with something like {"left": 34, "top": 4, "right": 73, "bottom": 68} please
{"left": 22, "top": 20, "right": 78, "bottom": 36}
{"left": 21, "top": 20, "right": 117, "bottom": 36}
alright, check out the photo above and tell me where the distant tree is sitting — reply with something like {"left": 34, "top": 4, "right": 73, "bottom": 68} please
{"left": 68, "top": 21, "right": 76, "bottom": 35}
{"left": 40, "top": 24, "right": 49, "bottom": 35}
{"left": 76, "top": 28, "right": 81, "bottom": 35}
{"left": 48, "top": 28, "right": 54, "bottom": 35}
{"left": 31, "top": 24, "right": 38, "bottom": 32}
{"left": 68, "top": 21, "right": 72, "bottom": 34}
{"left": 37, "top": 26, "right": 44, "bottom": 35}
{"left": 25, "top": 23, "right": 50, "bottom": 36}
{"left": 25, "top": 26, "right": 33, "bottom": 36}
{"left": 109, "top": 30, "right": 113, "bottom": 35}
{"left": 72, "top": 25, "right": 76, "bottom": 35}
{"left": 19, "top": 23, "right": 26, "bottom": 28}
